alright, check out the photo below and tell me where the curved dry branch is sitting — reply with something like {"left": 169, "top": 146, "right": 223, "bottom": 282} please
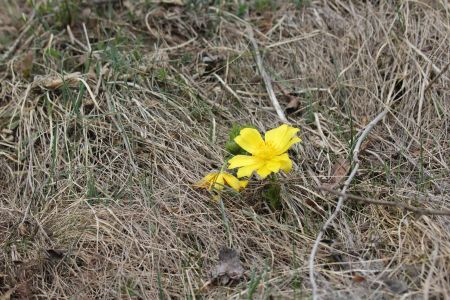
{"left": 308, "top": 109, "right": 389, "bottom": 299}
{"left": 246, "top": 27, "right": 288, "bottom": 124}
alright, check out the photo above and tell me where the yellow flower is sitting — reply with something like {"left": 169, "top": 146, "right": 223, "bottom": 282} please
{"left": 194, "top": 171, "right": 248, "bottom": 192}
{"left": 228, "top": 124, "right": 301, "bottom": 179}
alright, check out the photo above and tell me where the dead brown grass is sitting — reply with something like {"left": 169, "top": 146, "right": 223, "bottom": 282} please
{"left": 1, "top": 0, "right": 449, "bottom": 299}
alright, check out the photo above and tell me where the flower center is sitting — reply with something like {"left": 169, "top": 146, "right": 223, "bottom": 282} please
{"left": 256, "top": 142, "right": 277, "bottom": 159}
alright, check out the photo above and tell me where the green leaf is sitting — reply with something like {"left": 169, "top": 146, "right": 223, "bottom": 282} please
{"left": 262, "top": 181, "right": 282, "bottom": 210}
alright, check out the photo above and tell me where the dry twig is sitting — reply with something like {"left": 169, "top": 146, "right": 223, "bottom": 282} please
{"left": 308, "top": 108, "right": 389, "bottom": 299}
{"left": 424, "top": 61, "right": 450, "bottom": 93}
{"left": 247, "top": 26, "right": 288, "bottom": 123}
{"left": 320, "top": 186, "right": 450, "bottom": 216}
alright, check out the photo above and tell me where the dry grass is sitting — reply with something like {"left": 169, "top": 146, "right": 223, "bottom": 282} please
{"left": 1, "top": 0, "right": 449, "bottom": 299}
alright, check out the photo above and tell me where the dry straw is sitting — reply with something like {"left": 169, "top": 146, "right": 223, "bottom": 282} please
{"left": 0, "top": 1, "right": 449, "bottom": 299}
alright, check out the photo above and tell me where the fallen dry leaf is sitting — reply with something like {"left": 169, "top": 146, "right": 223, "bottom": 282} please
{"left": 257, "top": 12, "right": 273, "bottom": 33}
{"left": 274, "top": 82, "right": 300, "bottom": 114}
{"left": 285, "top": 96, "right": 300, "bottom": 114}
{"left": 322, "top": 158, "right": 350, "bottom": 190}
{"left": 209, "top": 247, "right": 244, "bottom": 285}
{"left": 32, "top": 73, "right": 82, "bottom": 90}
{"left": 353, "top": 274, "right": 366, "bottom": 283}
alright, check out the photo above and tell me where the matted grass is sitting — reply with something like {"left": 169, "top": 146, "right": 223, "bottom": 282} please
{"left": 1, "top": 0, "right": 449, "bottom": 298}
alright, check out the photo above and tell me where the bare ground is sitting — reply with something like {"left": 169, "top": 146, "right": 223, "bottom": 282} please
{"left": 1, "top": 0, "right": 449, "bottom": 299}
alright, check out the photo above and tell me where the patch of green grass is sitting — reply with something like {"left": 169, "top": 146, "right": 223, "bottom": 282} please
{"left": 121, "top": 279, "right": 140, "bottom": 298}
{"left": 188, "top": 96, "right": 212, "bottom": 121}
{"left": 254, "top": 0, "right": 275, "bottom": 12}
{"left": 156, "top": 68, "right": 169, "bottom": 82}
{"left": 139, "top": 172, "right": 155, "bottom": 207}
{"left": 247, "top": 269, "right": 263, "bottom": 299}
{"left": 180, "top": 53, "right": 193, "bottom": 65}
{"left": 86, "top": 172, "right": 99, "bottom": 200}
{"left": 293, "top": 0, "right": 310, "bottom": 9}
{"left": 262, "top": 179, "right": 282, "bottom": 211}
{"left": 305, "top": 92, "right": 315, "bottom": 124}
{"left": 219, "top": 198, "right": 232, "bottom": 245}
{"left": 31, "top": 0, "right": 80, "bottom": 29}
{"left": 156, "top": 271, "right": 164, "bottom": 300}
{"left": 237, "top": 3, "right": 248, "bottom": 17}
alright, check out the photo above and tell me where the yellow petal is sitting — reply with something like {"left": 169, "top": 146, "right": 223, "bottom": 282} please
{"left": 229, "top": 155, "right": 265, "bottom": 178}
{"left": 194, "top": 172, "right": 219, "bottom": 188}
{"left": 213, "top": 173, "right": 225, "bottom": 190}
{"left": 258, "top": 154, "right": 293, "bottom": 177}
{"left": 228, "top": 155, "right": 260, "bottom": 169}
{"left": 263, "top": 153, "right": 294, "bottom": 174}
{"left": 234, "top": 128, "right": 265, "bottom": 155}
{"left": 279, "top": 136, "right": 301, "bottom": 154}
{"left": 265, "top": 160, "right": 282, "bottom": 173}
{"left": 236, "top": 163, "right": 262, "bottom": 178}
{"left": 276, "top": 153, "right": 293, "bottom": 172}
{"left": 265, "top": 124, "right": 301, "bottom": 155}
{"left": 256, "top": 166, "right": 272, "bottom": 179}
{"left": 239, "top": 180, "right": 249, "bottom": 188}
{"left": 222, "top": 173, "right": 243, "bottom": 191}
{"left": 194, "top": 171, "right": 249, "bottom": 192}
